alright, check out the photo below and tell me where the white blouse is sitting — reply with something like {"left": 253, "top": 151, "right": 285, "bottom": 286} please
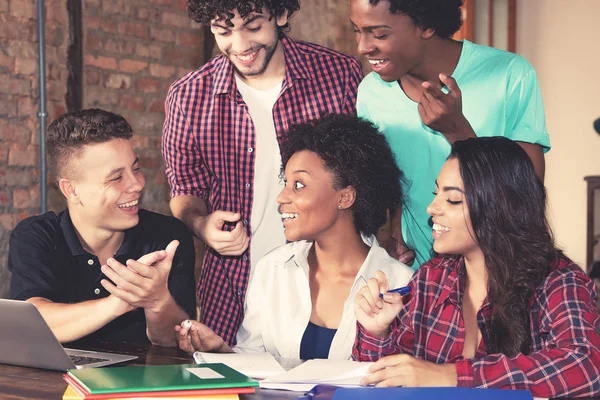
{"left": 234, "top": 236, "right": 415, "bottom": 360}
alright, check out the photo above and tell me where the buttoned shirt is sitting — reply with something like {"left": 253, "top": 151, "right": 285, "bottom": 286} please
{"left": 235, "top": 236, "right": 414, "bottom": 360}
{"left": 162, "top": 35, "right": 363, "bottom": 345}
{"left": 8, "top": 209, "right": 196, "bottom": 345}
{"left": 352, "top": 255, "right": 600, "bottom": 398}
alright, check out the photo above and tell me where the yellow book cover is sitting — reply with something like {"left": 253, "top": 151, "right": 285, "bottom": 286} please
{"left": 63, "top": 385, "right": 239, "bottom": 400}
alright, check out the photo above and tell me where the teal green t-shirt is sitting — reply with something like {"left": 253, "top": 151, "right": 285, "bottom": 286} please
{"left": 358, "top": 40, "right": 550, "bottom": 268}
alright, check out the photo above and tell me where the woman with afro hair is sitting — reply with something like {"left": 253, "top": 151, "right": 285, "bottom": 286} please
{"left": 349, "top": 0, "right": 550, "bottom": 270}
{"left": 176, "top": 114, "right": 414, "bottom": 360}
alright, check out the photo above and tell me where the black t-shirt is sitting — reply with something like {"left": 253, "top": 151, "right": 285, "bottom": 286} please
{"left": 8, "top": 209, "right": 196, "bottom": 346}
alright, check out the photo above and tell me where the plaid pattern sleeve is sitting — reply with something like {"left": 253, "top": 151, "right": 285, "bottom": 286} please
{"left": 352, "top": 255, "right": 600, "bottom": 398}
{"left": 457, "top": 259, "right": 600, "bottom": 398}
{"left": 162, "top": 36, "right": 362, "bottom": 345}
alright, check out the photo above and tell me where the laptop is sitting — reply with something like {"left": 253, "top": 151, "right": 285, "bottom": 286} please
{"left": 0, "top": 299, "right": 138, "bottom": 371}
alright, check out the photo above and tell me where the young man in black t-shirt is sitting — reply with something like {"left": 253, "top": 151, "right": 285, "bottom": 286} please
{"left": 9, "top": 109, "right": 196, "bottom": 346}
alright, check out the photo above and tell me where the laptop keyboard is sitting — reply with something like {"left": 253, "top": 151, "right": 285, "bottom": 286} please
{"left": 69, "top": 355, "right": 111, "bottom": 366}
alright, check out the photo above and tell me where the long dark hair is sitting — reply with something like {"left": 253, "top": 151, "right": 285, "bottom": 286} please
{"left": 450, "top": 137, "right": 557, "bottom": 356}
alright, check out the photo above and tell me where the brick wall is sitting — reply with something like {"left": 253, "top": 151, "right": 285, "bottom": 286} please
{"left": 0, "top": 0, "right": 68, "bottom": 297}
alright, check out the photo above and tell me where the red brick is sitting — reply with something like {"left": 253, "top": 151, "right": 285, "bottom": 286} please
{"left": 135, "top": 43, "right": 162, "bottom": 60}
{"left": 46, "top": 23, "right": 65, "bottom": 47}
{"left": 105, "top": 73, "right": 131, "bottom": 89}
{"left": 150, "top": 27, "right": 175, "bottom": 43}
{"left": 0, "top": 190, "right": 8, "bottom": 207}
{"left": 13, "top": 189, "right": 31, "bottom": 209}
{"left": 14, "top": 57, "right": 37, "bottom": 75}
{"left": 149, "top": 0, "right": 172, "bottom": 6}
{"left": 136, "top": 78, "right": 161, "bottom": 93}
{"left": 0, "top": 53, "right": 15, "bottom": 72}
{"left": 85, "top": 68, "right": 103, "bottom": 85}
{"left": 84, "top": 54, "right": 117, "bottom": 70}
{"left": 0, "top": 124, "right": 31, "bottom": 143}
{"left": 177, "top": 31, "right": 202, "bottom": 47}
{"left": 46, "top": 80, "right": 65, "bottom": 103}
{"left": 0, "top": 0, "right": 8, "bottom": 13}
{"left": 119, "top": 59, "right": 147, "bottom": 74}
{"left": 9, "top": 1, "right": 36, "bottom": 20}
{"left": 119, "top": 95, "right": 145, "bottom": 112}
{"left": 0, "top": 214, "right": 20, "bottom": 230}
{"left": 87, "top": 16, "right": 117, "bottom": 33}
{"left": 0, "top": 94, "right": 17, "bottom": 116}
{"left": 139, "top": 154, "right": 162, "bottom": 169}
{"left": 8, "top": 143, "right": 38, "bottom": 166}
{"left": 46, "top": 0, "right": 68, "bottom": 25}
{"left": 105, "top": 38, "right": 136, "bottom": 55}
{"left": 53, "top": 103, "right": 66, "bottom": 119}
{"left": 6, "top": 40, "right": 38, "bottom": 58}
{"left": 102, "top": 0, "right": 131, "bottom": 16}
{"left": 149, "top": 100, "right": 165, "bottom": 113}
{"left": 0, "top": 146, "right": 8, "bottom": 163}
{"left": 137, "top": 7, "right": 161, "bottom": 22}
{"left": 175, "top": 0, "right": 187, "bottom": 12}
{"left": 86, "top": 33, "right": 104, "bottom": 52}
{"left": 162, "top": 12, "right": 189, "bottom": 27}
{"left": 86, "top": 87, "right": 119, "bottom": 106}
{"left": 149, "top": 63, "right": 175, "bottom": 78}
{"left": 0, "top": 16, "right": 34, "bottom": 41}
{"left": 0, "top": 168, "right": 35, "bottom": 187}
{"left": 118, "top": 22, "right": 148, "bottom": 39}
{"left": 0, "top": 75, "right": 31, "bottom": 95}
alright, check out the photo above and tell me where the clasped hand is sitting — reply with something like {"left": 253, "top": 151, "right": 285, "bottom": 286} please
{"left": 418, "top": 73, "right": 475, "bottom": 144}
{"left": 195, "top": 210, "right": 249, "bottom": 256}
{"left": 100, "top": 240, "right": 179, "bottom": 313}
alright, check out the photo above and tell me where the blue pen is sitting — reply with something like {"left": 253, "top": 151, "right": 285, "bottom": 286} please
{"left": 379, "top": 286, "right": 412, "bottom": 298}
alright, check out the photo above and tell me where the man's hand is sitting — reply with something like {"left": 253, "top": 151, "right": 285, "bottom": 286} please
{"left": 175, "top": 319, "right": 229, "bottom": 354}
{"left": 418, "top": 73, "right": 476, "bottom": 144}
{"left": 355, "top": 270, "right": 404, "bottom": 338}
{"left": 194, "top": 210, "right": 249, "bottom": 256}
{"left": 360, "top": 354, "right": 457, "bottom": 387}
{"left": 100, "top": 240, "right": 179, "bottom": 313}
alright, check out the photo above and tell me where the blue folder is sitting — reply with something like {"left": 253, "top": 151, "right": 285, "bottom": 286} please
{"left": 331, "top": 387, "right": 533, "bottom": 400}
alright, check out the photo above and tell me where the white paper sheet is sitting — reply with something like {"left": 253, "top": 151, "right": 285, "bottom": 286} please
{"left": 259, "top": 359, "right": 373, "bottom": 391}
{"left": 193, "top": 351, "right": 286, "bottom": 379}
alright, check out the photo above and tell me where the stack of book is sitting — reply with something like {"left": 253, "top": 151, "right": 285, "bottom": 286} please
{"left": 62, "top": 363, "right": 258, "bottom": 399}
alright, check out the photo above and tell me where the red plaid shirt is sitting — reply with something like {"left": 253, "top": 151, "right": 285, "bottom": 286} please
{"left": 353, "top": 255, "right": 600, "bottom": 398}
{"left": 163, "top": 36, "right": 362, "bottom": 345}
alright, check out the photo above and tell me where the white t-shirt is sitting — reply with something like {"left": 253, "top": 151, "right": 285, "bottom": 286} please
{"left": 235, "top": 76, "right": 287, "bottom": 275}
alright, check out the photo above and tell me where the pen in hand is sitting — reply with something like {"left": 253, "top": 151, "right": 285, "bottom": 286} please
{"left": 379, "top": 286, "right": 412, "bottom": 298}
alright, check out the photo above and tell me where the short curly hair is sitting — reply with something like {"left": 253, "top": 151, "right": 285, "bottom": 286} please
{"left": 187, "top": 0, "right": 300, "bottom": 31}
{"left": 368, "top": 0, "right": 463, "bottom": 38}
{"left": 280, "top": 114, "right": 404, "bottom": 237}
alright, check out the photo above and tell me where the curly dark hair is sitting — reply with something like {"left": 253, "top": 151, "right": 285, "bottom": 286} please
{"left": 187, "top": 0, "right": 300, "bottom": 31}
{"left": 47, "top": 109, "right": 133, "bottom": 180}
{"left": 280, "top": 114, "right": 404, "bottom": 237}
{"left": 368, "top": 0, "right": 463, "bottom": 38}
{"left": 450, "top": 137, "right": 557, "bottom": 357}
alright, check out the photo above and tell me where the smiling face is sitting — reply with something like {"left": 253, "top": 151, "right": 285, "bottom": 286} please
{"left": 63, "top": 138, "right": 145, "bottom": 233}
{"left": 349, "top": 0, "right": 431, "bottom": 82}
{"left": 211, "top": 8, "right": 287, "bottom": 80}
{"left": 277, "top": 150, "right": 349, "bottom": 242}
{"left": 427, "top": 158, "right": 481, "bottom": 258}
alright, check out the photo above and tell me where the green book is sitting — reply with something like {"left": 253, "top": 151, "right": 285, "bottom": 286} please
{"left": 67, "top": 363, "right": 259, "bottom": 395}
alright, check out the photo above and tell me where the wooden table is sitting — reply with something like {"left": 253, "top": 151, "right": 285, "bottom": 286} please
{"left": 0, "top": 342, "right": 304, "bottom": 399}
{"left": 1, "top": 342, "right": 596, "bottom": 399}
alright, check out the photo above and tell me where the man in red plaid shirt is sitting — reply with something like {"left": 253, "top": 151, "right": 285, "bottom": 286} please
{"left": 162, "top": 0, "right": 362, "bottom": 345}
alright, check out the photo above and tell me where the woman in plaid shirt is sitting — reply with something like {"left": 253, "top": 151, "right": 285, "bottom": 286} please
{"left": 354, "top": 137, "right": 600, "bottom": 398}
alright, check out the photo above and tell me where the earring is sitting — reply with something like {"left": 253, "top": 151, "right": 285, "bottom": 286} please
{"left": 337, "top": 205, "right": 342, "bottom": 210}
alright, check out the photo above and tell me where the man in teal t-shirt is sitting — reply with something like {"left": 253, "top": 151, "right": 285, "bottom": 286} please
{"left": 349, "top": 0, "right": 549, "bottom": 268}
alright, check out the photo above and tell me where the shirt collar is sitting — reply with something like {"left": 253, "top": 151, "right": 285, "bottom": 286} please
{"left": 211, "top": 35, "right": 312, "bottom": 98}
{"left": 433, "top": 255, "right": 465, "bottom": 308}
{"left": 59, "top": 208, "right": 140, "bottom": 259}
